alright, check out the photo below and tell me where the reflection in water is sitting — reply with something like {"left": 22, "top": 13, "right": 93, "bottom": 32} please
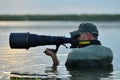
{"left": 10, "top": 64, "right": 113, "bottom": 80}
{"left": 67, "top": 65, "right": 113, "bottom": 80}
{"left": 0, "top": 47, "right": 29, "bottom": 70}
{"left": 10, "top": 65, "right": 70, "bottom": 80}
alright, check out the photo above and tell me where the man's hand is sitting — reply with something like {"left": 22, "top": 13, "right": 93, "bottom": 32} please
{"left": 44, "top": 48, "right": 59, "bottom": 66}
{"left": 44, "top": 48, "right": 56, "bottom": 57}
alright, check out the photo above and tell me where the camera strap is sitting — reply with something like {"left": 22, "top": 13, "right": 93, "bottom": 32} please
{"left": 78, "top": 40, "right": 101, "bottom": 48}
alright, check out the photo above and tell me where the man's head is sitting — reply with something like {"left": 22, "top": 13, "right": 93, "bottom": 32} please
{"left": 70, "top": 23, "right": 99, "bottom": 40}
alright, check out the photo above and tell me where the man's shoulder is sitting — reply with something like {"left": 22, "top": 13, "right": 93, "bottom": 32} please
{"left": 66, "top": 45, "right": 113, "bottom": 68}
{"left": 70, "top": 45, "right": 113, "bottom": 55}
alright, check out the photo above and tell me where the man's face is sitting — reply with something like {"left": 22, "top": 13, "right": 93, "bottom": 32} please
{"left": 77, "top": 33, "right": 87, "bottom": 40}
{"left": 77, "top": 32, "right": 96, "bottom": 41}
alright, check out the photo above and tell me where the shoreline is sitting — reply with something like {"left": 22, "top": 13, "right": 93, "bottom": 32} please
{"left": 0, "top": 14, "right": 120, "bottom": 21}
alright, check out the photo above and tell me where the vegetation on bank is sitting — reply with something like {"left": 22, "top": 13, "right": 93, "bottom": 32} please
{"left": 0, "top": 14, "right": 120, "bottom": 21}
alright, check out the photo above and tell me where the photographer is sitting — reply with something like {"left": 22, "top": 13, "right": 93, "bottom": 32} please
{"left": 44, "top": 23, "right": 113, "bottom": 68}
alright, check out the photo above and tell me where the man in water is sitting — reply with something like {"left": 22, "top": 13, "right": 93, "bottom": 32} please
{"left": 44, "top": 23, "right": 113, "bottom": 68}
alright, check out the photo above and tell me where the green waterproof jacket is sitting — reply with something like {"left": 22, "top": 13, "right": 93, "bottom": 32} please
{"left": 65, "top": 45, "right": 113, "bottom": 68}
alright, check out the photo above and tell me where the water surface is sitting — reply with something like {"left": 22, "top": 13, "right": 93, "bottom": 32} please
{"left": 0, "top": 21, "right": 120, "bottom": 80}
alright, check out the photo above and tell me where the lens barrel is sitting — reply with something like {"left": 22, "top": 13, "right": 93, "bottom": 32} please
{"left": 9, "top": 33, "right": 77, "bottom": 49}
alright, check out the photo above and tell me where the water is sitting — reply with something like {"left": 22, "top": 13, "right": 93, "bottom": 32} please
{"left": 0, "top": 21, "right": 120, "bottom": 80}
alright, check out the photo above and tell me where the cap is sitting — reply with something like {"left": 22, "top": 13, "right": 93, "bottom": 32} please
{"left": 70, "top": 23, "right": 99, "bottom": 37}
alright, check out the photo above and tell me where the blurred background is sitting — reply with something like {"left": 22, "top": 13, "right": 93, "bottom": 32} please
{"left": 0, "top": 0, "right": 120, "bottom": 80}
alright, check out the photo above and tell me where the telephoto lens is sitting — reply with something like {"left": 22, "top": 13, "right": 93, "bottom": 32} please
{"left": 9, "top": 32, "right": 77, "bottom": 49}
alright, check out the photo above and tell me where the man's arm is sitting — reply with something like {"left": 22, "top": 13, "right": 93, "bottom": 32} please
{"left": 44, "top": 48, "right": 59, "bottom": 66}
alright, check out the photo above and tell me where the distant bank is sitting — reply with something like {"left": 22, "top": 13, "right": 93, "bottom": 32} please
{"left": 0, "top": 14, "right": 120, "bottom": 21}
